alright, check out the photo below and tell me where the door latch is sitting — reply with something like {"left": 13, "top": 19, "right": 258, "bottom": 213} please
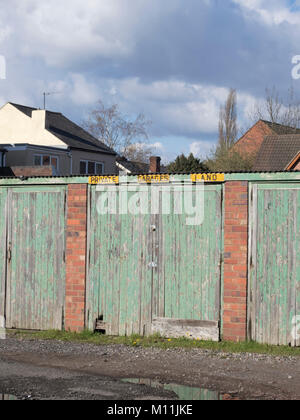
{"left": 148, "top": 262, "right": 158, "bottom": 269}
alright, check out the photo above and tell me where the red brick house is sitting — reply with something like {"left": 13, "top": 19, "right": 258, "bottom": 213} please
{"left": 234, "top": 120, "right": 300, "bottom": 171}
{"left": 234, "top": 120, "right": 300, "bottom": 158}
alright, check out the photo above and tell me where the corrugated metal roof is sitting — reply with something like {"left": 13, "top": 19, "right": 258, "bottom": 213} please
{"left": 0, "top": 170, "right": 299, "bottom": 180}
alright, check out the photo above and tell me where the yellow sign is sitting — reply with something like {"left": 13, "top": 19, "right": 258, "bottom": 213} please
{"left": 89, "top": 175, "right": 119, "bottom": 185}
{"left": 191, "top": 173, "right": 225, "bottom": 183}
{"left": 138, "top": 174, "right": 170, "bottom": 184}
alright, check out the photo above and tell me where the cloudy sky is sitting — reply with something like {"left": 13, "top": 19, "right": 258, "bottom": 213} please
{"left": 0, "top": 0, "right": 300, "bottom": 162}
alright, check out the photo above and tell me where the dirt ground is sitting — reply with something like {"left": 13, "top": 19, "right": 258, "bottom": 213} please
{"left": 0, "top": 338, "right": 299, "bottom": 400}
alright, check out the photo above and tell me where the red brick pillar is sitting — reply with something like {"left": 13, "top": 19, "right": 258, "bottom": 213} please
{"left": 223, "top": 181, "right": 248, "bottom": 342}
{"left": 65, "top": 184, "right": 87, "bottom": 332}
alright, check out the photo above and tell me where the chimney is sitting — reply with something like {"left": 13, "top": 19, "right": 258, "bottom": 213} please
{"left": 32, "top": 110, "right": 48, "bottom": 131}
{"left": 149, "top": 156, "right": 161, "bottom": 173}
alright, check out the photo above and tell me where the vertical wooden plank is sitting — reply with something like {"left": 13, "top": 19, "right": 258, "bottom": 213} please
{"left": 5, "top": 189, "right": 12, "bottom": 329}
{"left": 85, "top": 185, "right": 91, "bottom": 328}
{"left": 296, "top": 191, "right": 300, "bottom": 347}
{"left": 288, "top": 191, "right": 297, "bottom": 347}
{"left": 251, "top": 184, "right": 258, "bottom": 343}
{"left": 296, "top": 190, "right": 300, "bottom": 347}
{"left": 0, "top": 188, "right": 7, "bottom": 325}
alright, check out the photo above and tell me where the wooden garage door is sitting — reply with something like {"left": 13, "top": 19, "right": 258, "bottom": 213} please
{"left": 5, "top": 186, "right": 67, "bottom": 330}
{"left": 249, "top": 183, "right": 300, "bottom": 346}
{"left": 87, "top": 183, "right": 223, "bottom": 337}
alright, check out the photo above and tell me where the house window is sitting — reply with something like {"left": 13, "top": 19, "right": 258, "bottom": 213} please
{"left": 34, "top": 155, "right": 42, "bottom": 166}
{"left": 80, "top": 161, "right": 104, "bottom": 175}
{"left": 80, "top": 161, "right": 87, "bottom": 175}
{"left": 51, "top": 157, "right": 58, "bottom": 171}
{"left": 34, "top": 154, "right": 59, "bottom": 171}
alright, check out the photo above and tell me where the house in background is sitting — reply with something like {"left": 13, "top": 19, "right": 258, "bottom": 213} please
{"left": 234, "top": 120, "right": 300, "bottom": 160}
{"left": 116, "top": 156, "right": 166, "bottom": 174}
{"left": 116, "top": 156, "right": 150, "bottom": 174}
{"left": 0, "top": 102, "right": 117, "bottom": 176}
{"left": 253, "top": 135, "right": 300, "bottom": 171}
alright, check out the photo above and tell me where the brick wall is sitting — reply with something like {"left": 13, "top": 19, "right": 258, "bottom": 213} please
{"left": 234, "top": 121, "right": 274, "bottom": 157}
{"left": 11, "top": 166, "right": 54, "bottom": 177}
{"left": 65, "top": 184, "right": 87, "bottom": 332}
{"left": 149, "top": 156, "right": 161, "bottom": 173}
{"left": 223, "top": 181, "right": 249, "bottom": 342}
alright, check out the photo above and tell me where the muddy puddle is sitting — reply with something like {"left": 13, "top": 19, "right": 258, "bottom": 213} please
{"left": 122, "top": 378, "right": 239, "bottom": 400}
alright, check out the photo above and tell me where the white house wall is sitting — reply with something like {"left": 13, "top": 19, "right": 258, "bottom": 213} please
{"left": 0, "top": 103, "right": 66, "bottom": 148}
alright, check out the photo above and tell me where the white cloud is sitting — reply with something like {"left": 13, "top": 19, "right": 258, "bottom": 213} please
{"left": 104, "top": 78, "right": 260, "bottom": 138}
{"left": 34, "top": 73, "right": 100, "bottom": 107}
{"left": 190, "top": 140, "right": 215, "bottom": 159}
{"left": 0, "top": 0, "right": 135, "bottom": 66}
{"left": 150, "top": 142, "right": 164, "bottom": 151}
{"left": 233, "top": 0, "right": 300, "bottom": 25}
{"left": 106, "top": 78, "right": 230, "bottom": 136}
{"left": 42, "top": 74, "right": 259, "bottom": 141}
{"left": 0, "top": 0, "right": 184, "bottom": 67}
{"left": 69, "top": 74, "right": 99, "bottom": 105}
{"left": 130, "top": 141, "right": 164, "bottom": 152}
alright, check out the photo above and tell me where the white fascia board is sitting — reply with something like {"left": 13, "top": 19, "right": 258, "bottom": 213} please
{"left": 3, "top": 143, "right": 69, "bottom": 153}
{"left": 116, "top": 162, "right": 131, "bottom": 174}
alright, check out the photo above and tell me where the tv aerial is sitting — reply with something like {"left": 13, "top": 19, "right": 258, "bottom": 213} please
{"left": 43, "top": 91, "right": 61, "bottom": 110}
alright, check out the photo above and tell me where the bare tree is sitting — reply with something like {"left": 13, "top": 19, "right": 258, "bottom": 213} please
{"left": 124, "top": 143, "right": 155, "bottom": 163}
{"left": 83, "top": 100, "right": 152, "bottom": 158}
{"left": 249, "top": 86, "right": 300, "bottom": 129}
{"left": 218, "top": 88, "right": 238, "bottom": 150}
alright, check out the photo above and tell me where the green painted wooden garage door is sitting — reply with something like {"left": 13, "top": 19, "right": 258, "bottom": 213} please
{"left": 87, "top": 183, "right": 223, "bottom": 335}
{"left": 157, "top": 185, "right": 223, "bottom": 323}
{"left": 5, "top": 186, "right": 67, "bottom": 330}
{"left": 249, "top": 184, "right": 300, "bottom": 346}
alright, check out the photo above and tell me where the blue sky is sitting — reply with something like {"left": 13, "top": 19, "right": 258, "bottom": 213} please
{"left": 0, "top": 0, "right": 300, "bottom": 162}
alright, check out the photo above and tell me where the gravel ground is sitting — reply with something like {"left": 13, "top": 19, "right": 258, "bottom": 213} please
{"left": 0, "top": 338, "right": 299, "bottom": 400}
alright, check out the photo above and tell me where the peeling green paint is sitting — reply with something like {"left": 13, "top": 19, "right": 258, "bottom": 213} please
{"left": 249, "top": 183, "right": 300, "bottom": 346}
{"left": 4, "top": 186, "right": 66, "bottom": 330}
{"left": 87, "top": 184, "right": 223, "bottom": 336}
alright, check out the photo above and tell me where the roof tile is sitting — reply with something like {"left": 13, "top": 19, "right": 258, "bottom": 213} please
{"left": 253, "top": 134, "right": 300, "bottom": 171}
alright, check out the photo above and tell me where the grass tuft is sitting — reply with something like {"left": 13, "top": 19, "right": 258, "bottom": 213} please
{"left": 7, "top": 329, "right": 300, "bottom": 357}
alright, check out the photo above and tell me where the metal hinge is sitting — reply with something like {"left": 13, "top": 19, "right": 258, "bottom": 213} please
{"left": 219, "top": 252, "right": 224, "bottom": 267}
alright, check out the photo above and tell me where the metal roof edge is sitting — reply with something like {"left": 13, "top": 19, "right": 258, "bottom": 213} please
{"left": 0, "top": 171, "right": 300, "bottom": 185}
